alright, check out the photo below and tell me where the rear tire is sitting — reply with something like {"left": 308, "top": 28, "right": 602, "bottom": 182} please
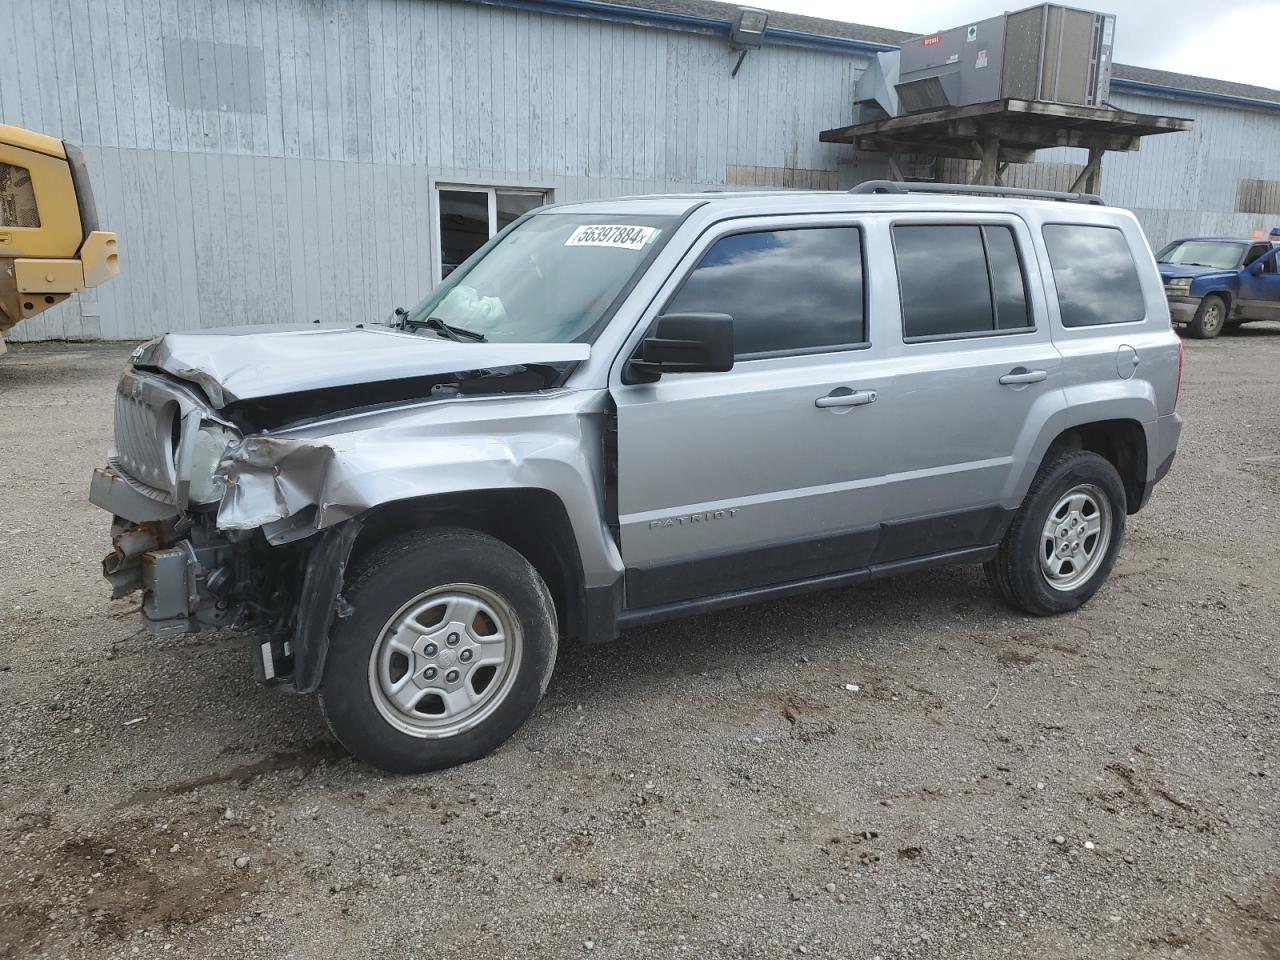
{"left": 984, "top": 450, "right": 1126, "bottom": 616}
{"left": 319, "top": 527, "right": 558, "bottom": 773}
{"left": 1186, "top": 294, "right": 1226, "bottom": 339}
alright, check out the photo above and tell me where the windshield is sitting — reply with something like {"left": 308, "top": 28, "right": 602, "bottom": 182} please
{"left": 1156, "top": 240, "right": 1245, "bottom": 270}
{"left": 406, "top": 213, "right": 674, "bottom": 343}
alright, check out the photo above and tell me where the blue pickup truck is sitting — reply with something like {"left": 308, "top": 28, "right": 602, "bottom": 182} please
{"left": 1158, "top": 236, "right": 1280, "bottom": 338}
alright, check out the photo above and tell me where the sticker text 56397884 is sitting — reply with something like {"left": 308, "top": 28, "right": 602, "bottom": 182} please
{"left": 564, "top": 224, "right": 658, "bottom": 250}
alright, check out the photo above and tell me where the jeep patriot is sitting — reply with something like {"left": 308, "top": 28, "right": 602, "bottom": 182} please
{"left": 91, "top": 182, "right": 1183, "bottom": 772}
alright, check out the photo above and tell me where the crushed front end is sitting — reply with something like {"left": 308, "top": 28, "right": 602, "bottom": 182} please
{"left": 89, "top": 363, "right": 349, "bottom": 690}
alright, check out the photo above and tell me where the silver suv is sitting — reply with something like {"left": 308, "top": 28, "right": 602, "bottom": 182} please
{"left": 91, "top": 182, "right": 1183, "bottom": 773}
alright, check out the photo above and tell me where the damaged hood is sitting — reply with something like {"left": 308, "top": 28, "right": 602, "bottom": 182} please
{"left": 131, "top": 324, "right": 590, "bottom": 408}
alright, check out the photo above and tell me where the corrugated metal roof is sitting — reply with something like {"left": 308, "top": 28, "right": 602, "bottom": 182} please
{"left": 1109, "top": 64, "right": 1280, "bottom": 107}
{"left": 580, "top": 0, "right": 1280, "bottom": 107}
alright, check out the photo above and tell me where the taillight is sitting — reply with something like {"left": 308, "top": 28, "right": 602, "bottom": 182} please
{"left": 1174, "top": 339, "right": 1184, "bottom": 408}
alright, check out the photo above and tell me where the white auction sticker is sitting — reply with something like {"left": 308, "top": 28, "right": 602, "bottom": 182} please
{"left": 564, "top": 224, "right": 657, "bottom": 250}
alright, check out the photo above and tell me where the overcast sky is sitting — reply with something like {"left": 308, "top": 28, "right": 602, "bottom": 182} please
{"left": 759, "top": 0, "right": 1278, "bottom": 90}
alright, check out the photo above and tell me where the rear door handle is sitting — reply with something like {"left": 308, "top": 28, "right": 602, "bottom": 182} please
{"left": 815, "top": 389, "right": 877, "bottom": 408}
{"left": 998, "top": 369, "right": 1047, "bottom": 386}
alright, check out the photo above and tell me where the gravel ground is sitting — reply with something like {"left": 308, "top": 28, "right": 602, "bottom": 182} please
{"left": 0, "top": 331, "right": 1277, "bottom": 960}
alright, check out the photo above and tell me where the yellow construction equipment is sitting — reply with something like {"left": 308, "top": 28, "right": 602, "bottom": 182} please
{"left": 0, "top": 123, "right": 119, "bottom": 352}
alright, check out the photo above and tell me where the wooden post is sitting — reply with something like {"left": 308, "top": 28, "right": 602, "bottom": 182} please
{"left": 1085, "top": 146, "right": 1103, "bottom": 194}
{"left": 972, "top": 136, "right": 1000, "bottom": 185}
{"left": 1069, "top": 146, "right": 1104, "bottom": 194}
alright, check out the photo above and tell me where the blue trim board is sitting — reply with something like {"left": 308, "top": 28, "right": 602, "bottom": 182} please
{"left": 469, "top": 0, "right": 895, "bottom": 55}
{"left": 473, "top": 0, "right": 1280, "bottom": 113}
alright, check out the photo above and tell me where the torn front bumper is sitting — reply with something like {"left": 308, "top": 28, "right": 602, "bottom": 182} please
{"left": 96, "top": 485, "right": 361, "bottom": 692}
{"left": 90, "top": 465, "right": 181, "bottom": 523}
{"left": 100, "top": 515, "right": 238, "bottom": 637}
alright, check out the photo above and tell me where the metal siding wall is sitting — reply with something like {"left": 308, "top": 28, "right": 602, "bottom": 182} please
{"left": 2, "top": 0, "right": 871, "bottom": 341}
{"left": 4, "top": 0, "right": 1279, "bottom": 341}
{"left": 1113, "top": 91, "right": 1280, "bottom": 247}
{"left": 1033, "top": 91, "right": 1280, "bottom": 248}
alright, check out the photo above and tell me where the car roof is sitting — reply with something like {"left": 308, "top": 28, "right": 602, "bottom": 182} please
{"left": 1169, "top": 236, "right": 1258, "bottom": 244}
{"left": 542, "top": 190, "right": 1127, "bottom": 219}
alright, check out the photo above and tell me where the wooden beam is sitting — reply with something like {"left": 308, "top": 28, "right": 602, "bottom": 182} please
{"left": 1068, "top": 147, "right": 1104, "bottom": 193}
{"left": 942, "top": 119, "right": 1142, "bottom": 152}
{"left": 973, "top": 137, "right": 1001, "bottom": 185}
{"left": 855, "top": 136, "right": 982, "bottom": 159}
{"left": 853, "top": 136, "right": 1038, "bottom": 164}
{"left": 820, "top": 97, "right": 1193, "bottom": 147}
{"left": 1085, "top": 146, "right": 1103, "bottom": 194}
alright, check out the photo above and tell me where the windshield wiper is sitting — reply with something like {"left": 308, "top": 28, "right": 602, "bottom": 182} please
{"left": 416, "top": 315, "right": 486, "bottom": 342}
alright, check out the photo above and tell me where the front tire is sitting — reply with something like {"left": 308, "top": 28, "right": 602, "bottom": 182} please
{"left": 1186, "top": 294, "right": 1226, "bottom": 339}
{"left": 984, "top": 450, "right": 1126, "bottom": 616}
{"left": 319, "top": 527, "right": 558, "bottom": 773}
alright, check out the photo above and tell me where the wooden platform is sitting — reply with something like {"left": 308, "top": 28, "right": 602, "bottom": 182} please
{"left": 820, "top": 98, "right": 1194, "bottom": 190}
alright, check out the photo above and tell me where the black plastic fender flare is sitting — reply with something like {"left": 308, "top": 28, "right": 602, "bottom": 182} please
{"left": 290, "top": 519, "right": 363, "bottom": 694}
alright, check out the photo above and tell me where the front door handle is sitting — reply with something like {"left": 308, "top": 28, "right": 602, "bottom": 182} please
{"left": 815, "top": 389, "right": 877, "bottom": 408}
{"left": 998, "top": 369, "right": 1048, "bottom": 386}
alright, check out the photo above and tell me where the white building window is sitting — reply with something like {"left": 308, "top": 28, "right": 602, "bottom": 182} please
{"left": 436, "top": 186, "right": 546, "bottom": 280}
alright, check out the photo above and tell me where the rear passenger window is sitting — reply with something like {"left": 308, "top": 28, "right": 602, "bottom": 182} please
{"left": 665, "top": 227, "right": 865, "bottom": 357}
{"left": 893, "top": 224, "right": 1030, "bottom": 339}
{"left": 1042, "top": 224, "right": 1145, "bottom": 326}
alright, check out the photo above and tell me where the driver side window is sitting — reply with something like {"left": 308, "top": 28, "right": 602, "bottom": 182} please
{"left": 664, "top": 226, "right": 866, "bottom": 359}
{"left": 1245, "top": 244, "right": 1271, "bottom": 267}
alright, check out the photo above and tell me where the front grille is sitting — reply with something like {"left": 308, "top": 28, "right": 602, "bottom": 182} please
{"left": 112, "top": 372, "right": 182, "bottom": 497}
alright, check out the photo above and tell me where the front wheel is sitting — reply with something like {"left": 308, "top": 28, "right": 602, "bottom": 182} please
{"left": 984, "top": 450, "right": 1126, "bottom": 616}
{"left": 319, "top": 527, "right": 558, "bottom": 773}
{"left": 1186, "top": 294, "right": 1227, "bottom": 339}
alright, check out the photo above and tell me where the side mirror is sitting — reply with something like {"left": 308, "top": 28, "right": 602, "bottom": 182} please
{"left": 626, "top": 312, "right": 734, "bottom": 383}
{"left": 1249, "top": 260, "right": 1266, "bottom": 276}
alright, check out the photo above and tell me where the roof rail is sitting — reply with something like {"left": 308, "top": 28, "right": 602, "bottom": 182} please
{"left": 849, "top": 180, "right": 1105, "bottom": 206}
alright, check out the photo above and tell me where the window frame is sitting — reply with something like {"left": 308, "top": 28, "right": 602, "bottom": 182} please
{"left": 1041, "top": 221, "right": 1148, "bottom": 329}
{"left": 432, "top": 182, "right": 551, "bottom": 285}
{"left": 1244, "top": 242, "right": 1271, "bottom": 267}
{"left": 659, "top": 221, "right": 871, "bottom": 363}
{"left": 890, "top": 219, "right": 1036, "bottom": 345}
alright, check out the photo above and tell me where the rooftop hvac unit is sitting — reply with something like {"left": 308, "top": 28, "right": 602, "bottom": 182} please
{"left": 893, "top": 4, "right": 1115, "bottom": 114}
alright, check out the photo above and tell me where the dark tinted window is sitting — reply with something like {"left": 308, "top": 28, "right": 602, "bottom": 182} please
{"left": 986, "top": 226, "right": 1031, "bottom": 329}
{"left": 666, "top": 227, "right": 864, "bottom": 356}
{"left": 1043, "top": 224, "right": 1146, "bottom": 326}
{"left": 894, "top": 224, "right": 1031, "bottom": 338}
{"left": 438, "top": 189, "right": 489, "bottom": 278}
{"left": 1246, "top": 244, "right": 1276, "bottom": 272}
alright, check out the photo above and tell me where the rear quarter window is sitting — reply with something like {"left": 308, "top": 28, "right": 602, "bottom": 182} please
{"left": 1042, "top": 224, "right": 1146, "bottom": 327}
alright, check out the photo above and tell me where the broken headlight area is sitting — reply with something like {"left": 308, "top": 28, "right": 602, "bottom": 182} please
{"left": 188, "top": 422, "right": 238, "bottom": 504}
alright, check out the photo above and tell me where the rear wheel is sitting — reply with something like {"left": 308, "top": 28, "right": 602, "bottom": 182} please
{"left": 984, "top": 450, "right": 1126, "bottom": 615}
{"left": 1186, "top": 294, "right": 1226, "bottom": 339}
{"left": 319, "top": 527, "right": 558, "bottom": 773}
